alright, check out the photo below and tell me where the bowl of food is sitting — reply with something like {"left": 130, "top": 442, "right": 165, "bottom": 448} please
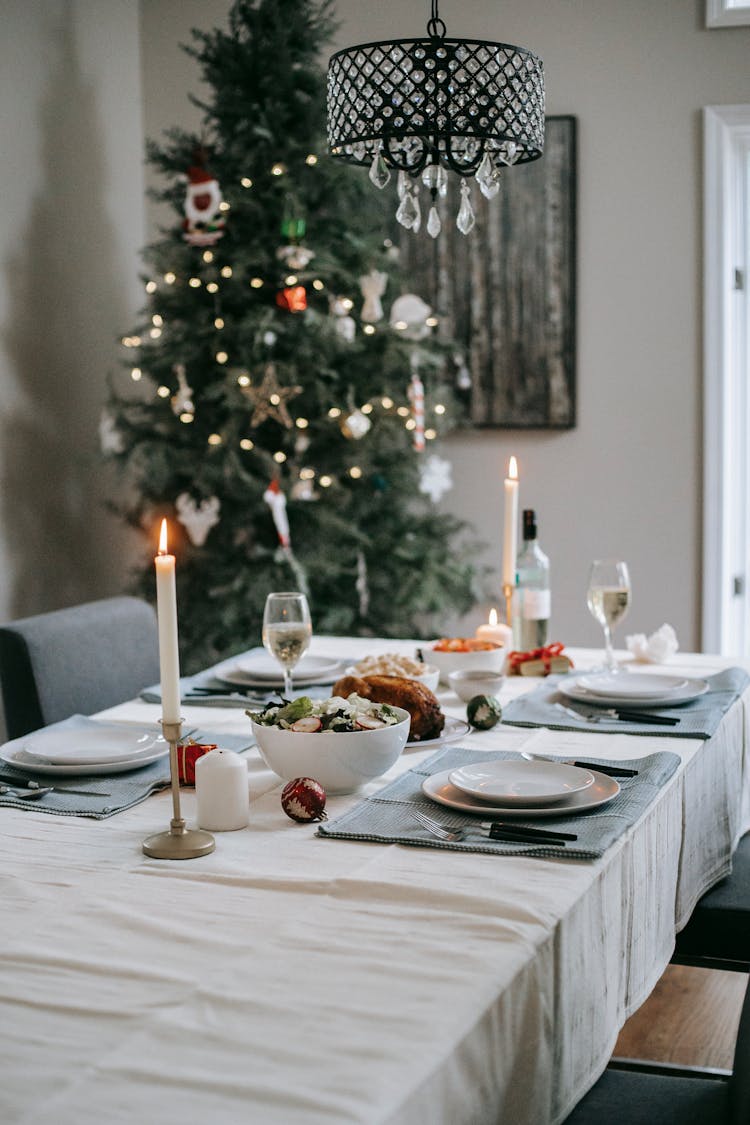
{"left": 248, "top": 695, "right": 410, "bottom": 794}
{"left": 448, "top": 668, "right": 506, "bottom": 703}
{"left": 345, "top": 652, "right": 440, "bottom": 693}
{"left": 428, "top": 638, "right": 507, "bottom": 684}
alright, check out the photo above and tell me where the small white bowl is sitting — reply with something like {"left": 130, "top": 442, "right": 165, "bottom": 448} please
{"left": 344, "top": 663, "right": 440, "bottom": 693}
{"left": 448, "top": 669, "right": 506, "bottom": 703}
{"left": 251, "top": 707, "right": 410, "bottom": 795}
{"left": 428, "top": 643, "right": 506, "bottom": 684}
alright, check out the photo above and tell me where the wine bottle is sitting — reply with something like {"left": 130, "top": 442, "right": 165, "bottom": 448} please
{"left": 514, "top": 509, "right": 550, "bottom": 649}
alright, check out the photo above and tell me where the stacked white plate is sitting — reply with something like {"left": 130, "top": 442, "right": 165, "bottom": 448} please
{"left": 218, "top": 654, "right": 346, "bottom": 690}
{"left": 0, "top": 717, "right": 168, "bottom": 776}
{"left": 559, "top": 671, "right": 709, "bottom": 708}
{"left": 422, "top": 758, "right": 620, "bottom": 818}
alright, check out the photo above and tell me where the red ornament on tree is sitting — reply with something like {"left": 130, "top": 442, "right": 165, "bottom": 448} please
{"left": 276, "top": 285, "right": 307, "bottom": 313}
{"left": 281, "top": 777, "right": 327, "bottom": 822}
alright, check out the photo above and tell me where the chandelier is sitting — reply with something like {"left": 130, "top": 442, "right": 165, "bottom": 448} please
{"left": 326, "top": 2, "right": 545, "bottom": 238}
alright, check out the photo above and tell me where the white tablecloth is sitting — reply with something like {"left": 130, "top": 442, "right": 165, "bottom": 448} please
{"left": 1, "top": 642, "right": 748, "bottom": 1125}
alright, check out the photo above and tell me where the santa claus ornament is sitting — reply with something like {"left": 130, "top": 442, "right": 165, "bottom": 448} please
{"left": 182, "top": 160, "right": 226, "bottom": 247}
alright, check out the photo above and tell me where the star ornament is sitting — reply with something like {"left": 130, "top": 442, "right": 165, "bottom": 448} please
{"left": 244, "top": 364, "right": 302, "bottom": 428}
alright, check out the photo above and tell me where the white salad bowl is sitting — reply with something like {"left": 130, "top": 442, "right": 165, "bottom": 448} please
{"left": 251, "top": 706, "right": 411, "bottom": 795}
{"left": 448, "top": 668, "right": 506, "bottom": 703}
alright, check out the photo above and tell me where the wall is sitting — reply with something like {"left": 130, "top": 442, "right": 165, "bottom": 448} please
{"left": 138, "top": 0, "right": 750, "bottom": 652}
{"left": 0, "top": 0, "right": 144, "bottom": 625}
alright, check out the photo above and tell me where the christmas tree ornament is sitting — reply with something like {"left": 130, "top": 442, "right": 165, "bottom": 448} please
{"left": 182, "top": 158, "right": 226, "bottom": 247}
{"left": 454, "top": 351, "right": 472, "bottom": 391}
{"left": 99, "top": 409, "right": 124, "bottom": 454}
{"left": 280, "top": 777, "right": 327, "bottom": 822}
{"left": 407, "top": 370, "right": 425, "bottom": 452}
{"left": 390, "top": 294, "right": 432, "bottom": 341}
{"left": 277, "top": 243, "right": 315, "bottom": 271}
{"left": 263, "top": 478, "right": 291, "bottom": 547}
{"left": 276, "top": 285, "right": 307, "bottom": 313}
{"left": 419, "top": 454, "right": 453, "bottom": 503}
{"left": 329, "top": 296, "right": 356, "bottom": 342}
{"left": 170, "top": 363, "right": 195, "bottom": 418}
{"left": 340, "top": 409, "right": 371, "bottom": 440}
{"left": 359, "top": 269, "right": 388, "bottom": 323}
{"left": 175, "top": 493, "right": 221, "bottom": 546}
{"left": 245, "top": 364, "right": 302, "bottom": 428}
{"left": 356, "top": 550, "right": 370, "bottom": 618}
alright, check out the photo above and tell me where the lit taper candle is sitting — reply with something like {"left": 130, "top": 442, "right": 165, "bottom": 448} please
{"left": 502, "top": 456, "right": 519, "bottom": 588}
{"left": 155, "top": 518, "right": 181, "bottom": 724}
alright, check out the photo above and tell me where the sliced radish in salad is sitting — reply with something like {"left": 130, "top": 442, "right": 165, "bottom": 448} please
{"left": 356, "top": 716, "right": 387, "bottom": 730}
{"left": 291, "top": 717, "right": 323, "bottom": 733}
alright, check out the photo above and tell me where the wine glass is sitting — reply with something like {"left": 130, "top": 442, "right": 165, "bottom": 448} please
{"left": 586, "top": 560, "right": 631, "bottom": 672}
{"left": 262, "top": 592, "right": 312, "bottom": 696}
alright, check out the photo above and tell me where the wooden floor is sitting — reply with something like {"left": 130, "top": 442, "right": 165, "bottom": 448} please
{"left": 615, "top": 964, "right": 746, "bottom": 1069}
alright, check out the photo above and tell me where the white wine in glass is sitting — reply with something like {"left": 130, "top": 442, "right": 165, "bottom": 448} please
{"left": 586, "top": 560, "right": 631, "bottom": 671}
{"left": 262, "top": 592, "right": 312, "bottom": 696}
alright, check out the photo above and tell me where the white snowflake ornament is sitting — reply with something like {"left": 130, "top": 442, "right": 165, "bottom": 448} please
{"left": 175, "top": 493, "right": 221, "bottom": 547}
{"left": 419, "top": 455, "right": 453, "bottom": 503}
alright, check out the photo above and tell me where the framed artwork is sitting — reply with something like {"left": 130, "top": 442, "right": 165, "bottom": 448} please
{"left": 706, "top": 1, "right": 750, "bottom": 28}
{"left": 395, "top": 115, "right": 577, "bottom": 430}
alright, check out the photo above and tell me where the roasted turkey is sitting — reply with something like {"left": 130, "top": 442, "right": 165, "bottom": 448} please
{"left": 332, "top": 674, "right": 445, "bottom": 742}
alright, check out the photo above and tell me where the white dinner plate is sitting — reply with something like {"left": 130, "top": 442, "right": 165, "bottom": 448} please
{"left": 422, "top": 768, "right": 620, "bottom": 818}
{"left": 560, "top": 676, "right": 709, "bottom": 708}
{"left": 0, "top": 740, "right": 168, "bottom": 777}
{"left": 17, "top": 725, "right": 164, "bottom": 766}
{"left": 218, "top": 655, "right": 345, "bottom": 688}
{"left": 448, "top": 760, "right": 596, "bottom": 806}
{"left": 406, "top": 717, "right": 471, "bottom": 750}
{"left": 576, "top": 672, "right": 689, "bottom": 700}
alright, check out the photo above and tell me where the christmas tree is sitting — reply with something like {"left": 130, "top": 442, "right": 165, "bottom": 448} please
{"left": 104, "top": 0, "right": 481, "bottom": 671}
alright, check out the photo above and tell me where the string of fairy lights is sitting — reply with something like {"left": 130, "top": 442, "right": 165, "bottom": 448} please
{"left": 119, "top": 155, "right": 448, "bottom": 495}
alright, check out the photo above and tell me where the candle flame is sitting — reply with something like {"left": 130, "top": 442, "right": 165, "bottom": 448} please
{"left": 508, "top": 455, "right": 518, "bottom": 480}
{"left": 158, "top": 518, "right": 168, "bottom": 555}
{"left": 489, "top": 608, "right": 498, "bottom": 627}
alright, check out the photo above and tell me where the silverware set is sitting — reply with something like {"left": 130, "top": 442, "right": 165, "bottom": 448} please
{"left": 555, "top": 701, "right": 679, "bottom": 727}
{"left": 410, "top": 809, "right": 575, "bottom": 848}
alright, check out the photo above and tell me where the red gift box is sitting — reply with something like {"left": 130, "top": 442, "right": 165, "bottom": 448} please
{"left": 177, "top": 743, "right": 217, "bottom": 785}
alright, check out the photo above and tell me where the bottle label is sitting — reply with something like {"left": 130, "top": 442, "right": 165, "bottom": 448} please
{"left": 522, "top": 590, "right": 551, "bottom": 620}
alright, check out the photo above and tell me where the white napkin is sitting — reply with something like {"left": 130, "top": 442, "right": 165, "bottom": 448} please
{"left": 625, "top": 623, "right": 679, "bottom": 664}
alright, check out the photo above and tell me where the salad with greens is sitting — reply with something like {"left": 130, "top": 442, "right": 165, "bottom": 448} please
{"left": 247, "top": 694, "right": 401, "bottom": 733}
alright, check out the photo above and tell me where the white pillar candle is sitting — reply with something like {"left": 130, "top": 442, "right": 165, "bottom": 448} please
{"left": 195, "top": 749, "right": 250, "bottom": 831}
{"left": 155, "top": 518, "right": 181, "bottom": 725}
{"left": 502, "top": 455, "right": 519, "bottom": 587}
{"left": 476, "top": 608, "right": 514, "bottom": 649}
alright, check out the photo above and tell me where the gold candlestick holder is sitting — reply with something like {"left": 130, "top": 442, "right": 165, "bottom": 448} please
{"left": 502, "top": 582, "right": 515, "bottom": 640}
{"left": 142, "top": 719, "right": 215, "bottom": 860}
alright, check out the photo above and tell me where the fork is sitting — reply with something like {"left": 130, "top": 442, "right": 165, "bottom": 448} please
{"left": 410, "top": 809, "right": 467, "bottom": 841}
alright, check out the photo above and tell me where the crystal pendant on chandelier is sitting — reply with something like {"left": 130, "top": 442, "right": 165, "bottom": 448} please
{"left": 396, "top": 187, "right": 421, "bottom": 232}
{"left": 422, "top": 163, "right": 448, "bottom": 198}
{"left": 368, "top": 149, "right": 391, "bottom": 190}
{"left": 426, "top": 205, "right": 442, "bottom": 239}
{"left": 456, "top": 181, "right": 475, "bottom": 235}
{"left": 475, "top": 152, "right": 501, "bottom": 201}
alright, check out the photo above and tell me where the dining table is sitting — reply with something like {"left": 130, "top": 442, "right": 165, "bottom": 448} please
{"left": 1, "top": 638, "right": 749, "bottom": 1125}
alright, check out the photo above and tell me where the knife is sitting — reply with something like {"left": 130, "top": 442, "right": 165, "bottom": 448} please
{"left": 481, "top": 820, "right": 578, "bottom": 842}
{"left": 557, "top": 702, "right": 679, "bottom": 726}
{"left": 486, "top": 827, "right": 568, "bottom": 847}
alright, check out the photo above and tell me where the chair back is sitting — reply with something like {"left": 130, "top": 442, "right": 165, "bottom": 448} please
{"left": 0, "top": 596, "right": 160, "bottom": 738}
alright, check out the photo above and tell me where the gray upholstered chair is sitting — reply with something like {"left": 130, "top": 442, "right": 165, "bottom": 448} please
{"left": 564, "top": 977, "right": 750, "bottom": 1124}
{"left": 0, "top": 596, "right": 160, "bottom": 738}
{"left": 670, "top": 834, "right": 750, "bottom": 972}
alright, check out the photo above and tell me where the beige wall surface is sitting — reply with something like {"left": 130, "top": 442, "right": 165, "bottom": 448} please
{"left": 139, "top": 0, "right": 750, "bottom": 651}
{"left": 0, "top": 0, "right": 144, "bottom": 624}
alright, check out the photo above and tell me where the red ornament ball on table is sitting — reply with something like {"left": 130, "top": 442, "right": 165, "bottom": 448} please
{"left": 281, "top": 777, "right": 327, "bottom": 822}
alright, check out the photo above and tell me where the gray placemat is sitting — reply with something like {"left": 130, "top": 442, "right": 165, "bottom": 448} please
{"left": 0, "top": 727, "right": 254, "bottom": 819}
{"left": 317, "top": 746, "right": 681, "bottom": 860}
{"left": 500, "top": 667, "right": 750, "bottom": 739}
